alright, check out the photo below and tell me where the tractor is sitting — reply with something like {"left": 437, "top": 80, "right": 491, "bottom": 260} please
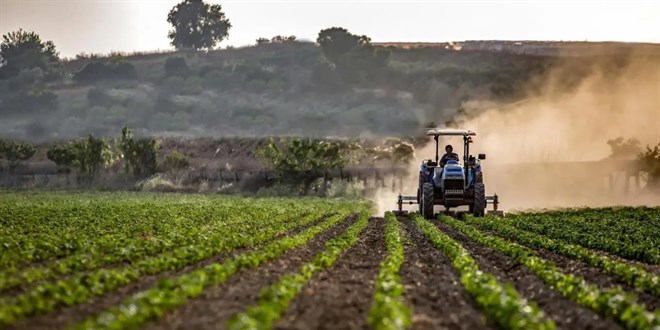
{"left": 396, "top": 128, "right": 503, "bottom": 218}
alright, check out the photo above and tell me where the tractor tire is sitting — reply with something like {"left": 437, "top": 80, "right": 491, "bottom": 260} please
{"left": 472, "top": 183, "right": 486, "bottom": 217}
{"left": 421, "top": 182, "right": 434, "bottom": 219}
{"left": 418, "top": 172, "right": 425, "bottom": 213}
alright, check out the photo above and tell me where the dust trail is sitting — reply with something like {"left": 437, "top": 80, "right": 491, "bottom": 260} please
{"left": 375, "top": 52, "right": 660, "bottom": 213}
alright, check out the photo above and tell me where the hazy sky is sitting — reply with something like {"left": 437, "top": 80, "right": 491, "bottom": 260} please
{"left": 1, "top": 0, "right": 659, "bottom": 58}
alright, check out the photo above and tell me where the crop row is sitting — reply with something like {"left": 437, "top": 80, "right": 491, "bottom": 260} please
{"left": 0, "top": 194, "right": 318, "bottom": 269}
{"left": 504, "top": 208, "right": 660, "bottom": 264}
{"left": 368, "top": 212, "right": 411, "bottom": 330}
{"left": 0, "top": 206, "right": 355, "bottom": 327}
{"left": 0, "top": 209, "right": 310, "bottom": 293}
{"left": 72, "top": 211, "right": 368, "bottom": 329}
{"left": 441, "top": 216, "right": 660, "bottom": 330}
{"left": 226, "top": 212, "right": 370, "bottom": 329}
{"left": 411, "top": 214, "right": 555, "bottom": 330}
{"left": 464, "top": 215, "right": 659, "bottom": 297}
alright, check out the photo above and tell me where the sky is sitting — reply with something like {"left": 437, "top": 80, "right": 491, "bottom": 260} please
{"left": 1, "top": 0, "right": 659, "bottom": 58}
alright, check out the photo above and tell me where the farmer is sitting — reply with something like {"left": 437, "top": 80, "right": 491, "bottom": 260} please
{"left": 440, "top": 144, "right": 459, "bottom": 167}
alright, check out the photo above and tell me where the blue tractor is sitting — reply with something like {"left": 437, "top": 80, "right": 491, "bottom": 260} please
{"left": 396, "top": 129, "right": 502, "bottom": 219}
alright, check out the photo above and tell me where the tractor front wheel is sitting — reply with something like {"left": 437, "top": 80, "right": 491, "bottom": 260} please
{"left": 421, "top": 182, "right": 434, "bottom": 219}
{"left": 472, "top": 183, "right": 486, "bottom": 217}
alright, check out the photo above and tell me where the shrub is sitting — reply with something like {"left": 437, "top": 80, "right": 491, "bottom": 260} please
{"left": 87, "top": 87, "right": 113, "bottom": 106}
{"left": 73, "top": 61, "right": 137, "bottom": 83}
{"left": 164, "top": 57, "right": 189, "bottom": 77}
{"left": 162, "top": 151, "right": 190, "bottom": 171}
{"left": 120, "top": 126, "right": 159, "bottom": 177}
{"left": 0, "top": 140, "right": 36, "bottom": 170}
{"left": 46, "top": 135, "right": 113, "bottom": 175}
{"left": 1, "top": 88, "right": 58, "bottom": 113}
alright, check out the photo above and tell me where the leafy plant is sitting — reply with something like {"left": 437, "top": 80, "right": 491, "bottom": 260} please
{"left": 0, "top": 140, "right": 36, "bottom": 170}
{"left": 369, "top": 212, "right": 411, "bottom": 330}
{"left": 442, "top": 216, "right": 659, "bottom": 330}
{"left": 412, "top": 214, "right": 554, "bottom": 330}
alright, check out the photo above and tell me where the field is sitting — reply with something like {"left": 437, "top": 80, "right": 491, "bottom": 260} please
{"left": 0, "top": 192, "right": 658, "bottom": 330}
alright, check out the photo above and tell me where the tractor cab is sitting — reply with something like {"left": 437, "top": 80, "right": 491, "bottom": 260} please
{"left": 396, "top": 128, "right": 502, "bottom": 218}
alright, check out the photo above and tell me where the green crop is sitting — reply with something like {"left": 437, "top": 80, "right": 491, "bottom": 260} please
{"left": 412, "top": 214, "right": 555, "bottom": 330}
{"left": 72, "top": 209, "right": 370, "bottom": 330}
{"left": 368, "top": 212, "right": 411, "bottom": 330}
{"left": 226, "top": 212, "right": 370, "bottom": 330}
{"left": 465, "top": 215, "right": 659, "bottom": 297}
{"left": 503, "top": 207, "right": 660, "bottom": 264}
{"left": 442, "top": 216, "right": 660, "bottom": 330}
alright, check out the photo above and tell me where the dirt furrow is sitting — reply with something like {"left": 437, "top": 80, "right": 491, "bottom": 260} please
{"left": 9, "top": 214, "right": 334, "bottom": 330}
{"left": 398, "top": 216, "right": 494, "bottom": 330}
{"left": 274, "top": 217, "right": 386, "bottom": 330}
{"left": 435, "top": 221, "right": 622, "bottom": 330}
{"left": 143, "top": 214, "right": 358, "bottom": 330}
{"left": 498, "top": 233, "right": 659, "bottom": 310}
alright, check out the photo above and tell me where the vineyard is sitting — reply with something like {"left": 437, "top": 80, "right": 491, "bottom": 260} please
{"left": 0, "top": 192, "right": 658, "bottom": 330}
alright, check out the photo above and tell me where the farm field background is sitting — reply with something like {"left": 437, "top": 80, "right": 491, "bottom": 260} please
{"left": 0, "top": 191, "right": 658, "bottom": 330}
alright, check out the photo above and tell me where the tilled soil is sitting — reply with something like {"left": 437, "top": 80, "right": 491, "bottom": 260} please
{"left": 144, "top": 214, "right": 358, "bottom": 330}
{"left": 434, "top": 221, "right": 623, "bottom": 330}
{"left": 530, "top": 244, "right": 659, "bottom": 310}
{"left": 480, "top": 228, "right": 659, "bottom": 310}
{"left": 274, "top": 217, "right": 386, "bottom": 330}
{"left": 9, "top": 214, "right": 333, "bottom": 330}
{"left": 398, "top": 217, "right": 495, "bottom": 330}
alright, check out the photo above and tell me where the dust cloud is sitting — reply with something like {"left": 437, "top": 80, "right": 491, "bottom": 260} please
{"left": 378, "top": 52, "right": 660, "bottom": 214}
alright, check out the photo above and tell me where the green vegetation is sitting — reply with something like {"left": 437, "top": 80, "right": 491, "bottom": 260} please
{"left": 464, "top": 215, "right": 659, "bottom": 297}
{"left": 502, "top": 207, "right": 660, "bottom": 264}
{"left": 73, "top": 209, "right": 370, "bottom": 329}
{"left": 369, "top": 212, "right": 411, "bottom": 330}
{"left": 0, "top": 29, "right": 60, "bottom": 79}
{"left": 412, "top": 214, "right": 554, "bottom": 330}
{"left": 226, "top": 212, "right": 370, "bottom": 329}
{"left": 0, "top": 191, "right": 367, "bottom": 327}
{"left": 441, "top": 216, "right": 659, "bottom": 330}
{"left": 0, "top": 140, "right": 36, "bottom": 170}
{"left": 167, "top": 0, "right": 231, "bottom": 50}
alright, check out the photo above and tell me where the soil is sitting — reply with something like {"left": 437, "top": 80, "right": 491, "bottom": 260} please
{"left": 397, "top": 217, "right": 495, "bottom": 330}
{"left": 143, "top": 214, "right": 359, "bottom": 330}
{"left": 434, "top": 221, "right": 623, "bottom": 330}
{"left": 532, "top": 247, "right": 659, "bottom": 310}
{"left": 9, "top": 214, "right": 335, "bottom": 330}
{"left": 274, "top": 217, "right": 386, "bottom": 330}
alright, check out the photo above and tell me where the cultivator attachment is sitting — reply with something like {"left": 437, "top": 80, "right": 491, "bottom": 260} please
{"left": 393, "top": 195, "right": 417, "bottom": 216}
{"left": 486, "top": 194, "right": 505, "bottom": 217}
{"left": 393, "top": 193, "right": 505, "bottom": 217}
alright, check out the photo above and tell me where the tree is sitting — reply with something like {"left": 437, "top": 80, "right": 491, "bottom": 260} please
{"left": 607, "top": 137, "right": 641, "bottom": 159}
{"left": 0, "top": 29, "right": 59, "bottom": 79}
{"left": 258, "top": 138, "right": 347, "bottom": 193}
{"left": 120, "top": 126, "right": 159, "bottom": 177}
{"left": 46, "top": 135, "right": 113, "bottom": 175}
{"left": 0, "top": 140, "right": 36, "bottom": 170}
{"left": 316, "top": 27, "right": 390, "bottom": 84}
{"left": 638, "top": 143, "right": 660, "bottom": 191}
{"left": 317, "top": 27, "right": 370, "bottom": 64}
{"left": 167, "top": 0, "right": 231, "bottom": 50}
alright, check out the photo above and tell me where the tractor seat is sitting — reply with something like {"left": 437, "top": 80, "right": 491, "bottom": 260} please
{"left": 427, "top": 161, "right": 437, "bottom": 167}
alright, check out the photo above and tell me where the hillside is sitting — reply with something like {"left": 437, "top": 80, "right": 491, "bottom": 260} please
{"left": 1, "top": 41, "right": 657, "bottom": 141}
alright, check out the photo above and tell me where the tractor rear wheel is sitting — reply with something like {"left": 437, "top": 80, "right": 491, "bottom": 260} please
{"left": 472, "top": 183, "right": 486, "bottom": 217}
{"left": 421, "top": 182, "right": 434, "bottom": 219}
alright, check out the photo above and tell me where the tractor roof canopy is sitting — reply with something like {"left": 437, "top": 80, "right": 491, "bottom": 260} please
{"left": 426, "top": 129, "right": 477, "bottom": 136}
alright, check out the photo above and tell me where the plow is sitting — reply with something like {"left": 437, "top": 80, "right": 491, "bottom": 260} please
{"left": 394, "top": 128, "right": 505, "bottom": 218}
